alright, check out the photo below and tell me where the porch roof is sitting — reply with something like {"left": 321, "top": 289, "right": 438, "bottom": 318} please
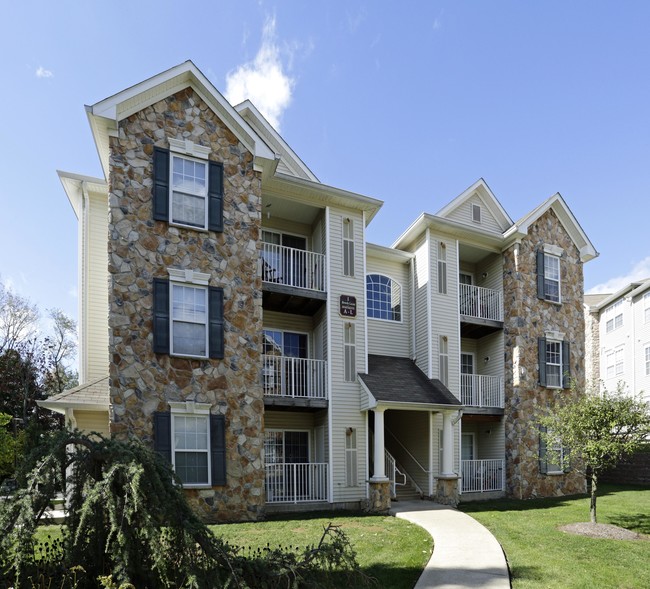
{"left": 358, "top": 355, "right": 461, "bottom": 409}
{"left": 38, "top": 376, "right": 110, "bottom": 414}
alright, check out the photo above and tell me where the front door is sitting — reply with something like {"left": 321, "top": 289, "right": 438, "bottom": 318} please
{"left": 461, "top": 433, "right": 475, "bottom": 461}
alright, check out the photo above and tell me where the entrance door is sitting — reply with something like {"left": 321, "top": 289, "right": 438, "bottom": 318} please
{"left": 459, "top": 273, "right": 473, "bottom": 315}
{"left": 461, "top": 433, "right": 475, "bottom": 461}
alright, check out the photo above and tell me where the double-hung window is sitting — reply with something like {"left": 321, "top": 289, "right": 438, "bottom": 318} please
{"left": 645, "top": 346, "right": 650, "bottom": 376}
{"left": 366, "top": 274, "right": 402, "bottom": 321}
{"left": 538, "top": 335, "right": 570, "bottom": 389}
{"left": 605, "top": 347, "right": 624, "bottom": 379}
{"left": 153, "top": 140, "right": 223, "bottom": 232}
{"left": 644, "top": 292, "right": 650, "bottom": 324}
{"left": 153, "top": 269, "right": 224, "bottom": 359}
{"left": 536, "top": 247, "right": 562, "bottom": 303}
{"left": 153, "top": 403, "right": 226, "bottom": 487}
{"left": 539, "top": 426, "right": 569, "bottom": 474}
{"left": 605, "top": 300, "right": 623, "bottom": 333}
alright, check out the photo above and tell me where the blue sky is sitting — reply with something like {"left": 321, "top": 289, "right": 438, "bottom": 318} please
{"left": 1, "top": 0, "right": 649, "bottom": 327}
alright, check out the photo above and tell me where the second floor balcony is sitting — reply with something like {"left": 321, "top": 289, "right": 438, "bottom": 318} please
{"left": 461, "top": 374, "right": 504, "bottom": 409}
{"left": 262, "top": 354, "right": 328, "bottom": 409}
{"left": 459, "top": 283, "right": 503, "bottom": 337}
{"left": 261, "top": 243, "right": 326, "bottom": 315}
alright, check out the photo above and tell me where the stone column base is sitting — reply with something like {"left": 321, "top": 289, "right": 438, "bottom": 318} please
{"left": 366, "top": 480, "right": 391, "bottom": 514}
{"left": 435, "top": 476, "right": 459, "bottom": 507}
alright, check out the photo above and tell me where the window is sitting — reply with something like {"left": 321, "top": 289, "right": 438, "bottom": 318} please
{"left": 366, "top": 274, "right": 402, "bottom": 321}
{"left": 539, "top": 426, "right": 569, "bottom": 474}
{"left": 343, "top": 218, "right": 354, "bottom": 276}
{"left": 153, "top": 405, "right": 226, "bottom": 487}
{"left": 645, "top": 346, "right": 650, "bottom": 376}
{"left": 344, "top": 323, "right": 356, "bottom": 382}
{"left": 345, "top": 428, "right": 358, "bottom": 486}
{"left": 536, "top": 251, "right": 560, "bottom": 303}
{"left": 538, "top": 336, "right": 570, "bottom": 388}
{"left": 605, "top": 348, "right": 624, "bottom": 379}
{"left": 472, "top": 204, "right": 481, "bottom": 224}
{"left": 644, "top": 292, "right": 650, "bottom": 324}
{"left": 153, "top": 142, "right": 223, "bottom": 231}
{"left": 153, "top": 271, "right": 224, "bottom": 359}
{"left": 439, "top": 335, "right": 449, "bottom": 386}
{"left": 438, "top": 242, "right": 447, "bottom": 294}
{"left": 605, "top": 300, "right": 623, "bottom": 333}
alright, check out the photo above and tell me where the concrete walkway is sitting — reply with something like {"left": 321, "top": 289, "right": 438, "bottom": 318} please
{"left": 390, "top": 500, "right": 510, "bottom": 589}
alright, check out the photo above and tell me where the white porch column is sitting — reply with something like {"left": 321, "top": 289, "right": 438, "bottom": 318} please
{"left": 371, "top": 406, "right": 388, "bottom": 481}
{"left": 441, "top": 410, "right": 456, "bottom": 477}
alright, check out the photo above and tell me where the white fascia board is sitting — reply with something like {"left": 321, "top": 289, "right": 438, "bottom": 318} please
{"left": 366, "top": 242, "right": 414, "bottom": 262}
{"left": 37, "top": 399, "right": 109, "bottom": 414}
{"left": 592, "top": 281, "right": 647, "bottom": 310}
{"left": 358, "top": 378, "right": 378, "bottom": 411}
{"left": 87, "top": 61, "right": 276, "bottom": 177}
{"left": 267, "top": 173, "right": 383, "bottom": 223}
{"left": 436, "top": 178, "right": 513, "bottom": 229}
{"left": 505, "top": 193, "right": 598, "bottom": 263}
{"left": 57, "top": 170, "right": 107, "bottom": 219}
{"left": 236, "top": 100, "right": 319, "bottom": 182}
{"left": 392, "top": 212, "right": 504, "bottom": 252}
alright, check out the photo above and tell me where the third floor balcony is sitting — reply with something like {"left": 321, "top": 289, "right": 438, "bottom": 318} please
{"left": 459, "top": 283, "right": 503, "bottom": 337}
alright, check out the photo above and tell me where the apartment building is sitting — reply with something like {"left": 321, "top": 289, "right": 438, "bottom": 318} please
{"left": 42, "top": 61, "right": 597, "bottom": 521}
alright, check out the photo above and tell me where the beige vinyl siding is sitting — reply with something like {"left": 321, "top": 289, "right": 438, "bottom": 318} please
{"left": 86, "top": 189, "right": 109, "bottom": 381}
{"left": 265, "top": 410, "right": 325, "bottom": 463}
{"left": 475, "top": 253, "right": 503, "bottom": 292}
{"left": 413, "top": 236, "right": 430, "bottom": 376}
{"left": 366, "top": 255, "right": 411, "bottom": 358}
{"left": 430, "top": 234, "right": 460, "bottom": 399}
{"left": 445, "top": 195, "right": 503, "bottom": 233}
{"left": 634, "top": 292, "right": 650, "bottom": 402}
{"left": 462, "top": 420, "right": 504, "bottom": 461}
{"left": 75, "top": 409, "right": 110, "bottom": 437}
{"left": 263, "top": 310, "right": 316, "bottom": 355}
{"left": 385, "top": 410, "right": 430, "bottom": 493}
{"left": 327, "top": 208, "right": 367, "bottom": 503}
{"left": 262, "top": 217, "right": 313, "bottom": 246}
{"left": 478, "top": 332, "right": 504, "bottom": 379}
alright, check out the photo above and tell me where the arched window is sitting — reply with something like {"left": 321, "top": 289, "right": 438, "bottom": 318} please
{"left": 366, "top": 274, "right": 402, "bottom": 321}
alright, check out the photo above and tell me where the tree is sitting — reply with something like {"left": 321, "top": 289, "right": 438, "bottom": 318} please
{"left": 540, "top": 385, "right": 650, "bottom": 523}
{"left": 43, "top": 308, "right": 78, "bottom": 397}
{"left": 0, "top": 280, "right": 39, "bottom": 355}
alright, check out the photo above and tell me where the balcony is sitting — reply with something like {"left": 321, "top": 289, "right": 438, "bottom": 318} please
{"left": 461, "top": 374, "right": 504, "bottom": 409}
{"left": 262, "top": 355, "right": 328, "bottom": 409}
{"left": 459, "top": 284, "right": 503, "bottom": 337}
{"left": 261, "top": 244, "right": 326, "bottom": 316}
{"left": 461, "top": 459, "right": 505, "bottom": 493}
{"left": 265, "top": 462, "right": 328, "bottom": 503}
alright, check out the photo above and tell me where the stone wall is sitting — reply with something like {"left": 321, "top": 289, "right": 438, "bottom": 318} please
{"left": 583, "top": 305, "right": 600, "bottom": 392}
{"left": 502, "top": 208, "right": 586, "bottom": 499}
{"left": 107, "top": 88, "right": 265, "bottom": 522}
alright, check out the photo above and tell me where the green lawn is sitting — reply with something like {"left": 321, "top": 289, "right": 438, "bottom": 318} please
{"left": 460, "top": 484, "right": 650, "bottom": 589}
{"left": 211, "top": 512, "right": 432, "bottom": 589}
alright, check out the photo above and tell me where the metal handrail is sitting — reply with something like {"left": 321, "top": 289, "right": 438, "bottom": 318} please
{"left": 262, "top": 355, "right": 328, "bottom": 399}
{"left": 385, "top": 449, "right": 407, "bottom": 498}
{"left": 460, "top": 374, "right": 504, "bottom": 408}
{"left": 261, "top": 243, "right": 325, "bottom": 291}
{"left": 459, "top": 283, "right": 503, "bottom": 322}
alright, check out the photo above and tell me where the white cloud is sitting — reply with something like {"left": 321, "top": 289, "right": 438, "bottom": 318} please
{"left": 225, "top": 16, "right": 294, "bottom": 131}
{"left": 587, "top": 256, "right": 650, "bottom": 294}
{"left": 36, "top": 66, "right": 53, "bottom": 79}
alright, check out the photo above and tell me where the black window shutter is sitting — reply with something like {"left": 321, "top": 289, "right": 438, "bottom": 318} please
{"left": 210, "top": 414, "right": 226, "bottom": 486}
{"left": 538, "top": 337, "right": 547, "bottom": 387}
{"left": 153, "top": 147, "right": 170, "bottom": 221}
{"left": 536, "top": 250, "right": 545, "bottom": 299}
{"left": 153, "top": 278, "right": 170, "bottom": 354}
{"left": 562, "top": 341, "right": 571, "bottom": 389}
{"left": 208, "top": 287, "right": 224, "bottom": 359}
{"left": 208, "top": 161, "right": 224, "bottom": 232}
{"left": 539, "top": 425, "right": 548, "bottom": 475}
{"left": 153, "top": 411, "right": 172, "bottom": 463}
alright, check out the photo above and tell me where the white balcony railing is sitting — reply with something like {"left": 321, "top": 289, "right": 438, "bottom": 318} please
{"left": 459, "top": 283, "right": 503, "bottom": 322}
{"left": 262, "top": 355, "right": 328, "bottom": 400}
{"left": 461, "top": 459, "right": 505, "bottom": 493}
{"left": 460, "top": 374, "right": 504, "bottom": 408}
{"left": 265, "top": 462, "right": 328, "bottom": 503}
{"left": 261, "top": 243, "right": 326, "bottom": 291}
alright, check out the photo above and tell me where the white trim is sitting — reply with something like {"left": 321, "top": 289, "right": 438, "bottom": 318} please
{"left": 170, "top": 409, "right": 211, "bottom": 488}
{"left": 169, "top": 401, "right": 211, "bottom": 414}
{"left": 325, "top": 206, "right": 333, "bottom": 503}
{"left": 362, "top": 211, "right": 369, "bottom": 374}
{"left": 545, "top": 330, "right": 565, "bottom": 341}
{"left": 426, "top": 228, "right": 433, "bottom": 378}
{"left": 168, "top": 138, "right": 211, "bottom": 159}
{"left": 543, "top": 244, "right": 564, "bottom": 257}
{"left": 169, "top": 282, "right": 209, "bottom": 359}
{"left": 167, "top": 268, "right": 210, "bottom": 285}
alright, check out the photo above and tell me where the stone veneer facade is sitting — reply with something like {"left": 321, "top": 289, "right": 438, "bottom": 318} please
{"left": 583, "top": 305, "right": 600, "bottom": 392}
{"left": 502, "top": 208, "right": 586, "bottom": 499}
{"left": 107, "top": 88, "right": 265, "bottom": 522}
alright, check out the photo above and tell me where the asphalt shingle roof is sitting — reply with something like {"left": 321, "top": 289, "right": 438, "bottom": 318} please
{"left": 359, "top": 355, "right": 461, "bottom": 407}
{"left": 43, "top": 376, "right": 110, "bottom": 407}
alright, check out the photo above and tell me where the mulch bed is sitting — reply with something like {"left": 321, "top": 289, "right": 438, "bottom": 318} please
{"left": 559, "top": 522, "right": 649, "bottom": 541}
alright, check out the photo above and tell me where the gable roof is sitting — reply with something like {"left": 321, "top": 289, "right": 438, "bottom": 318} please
{"left": 504, "top": 193, "right": 598, "bottom": 262}
{"left": 586, "top": 278, "right": 650, "bottom": 312}
{"left": 436, "top": 178, "right": 513, "bottom": 231}
{"left": 358, "top": 355, "right": 461, "bottom": 411}
{"left": 86, "top": 60, "right": 276, "bottom": 179}
{"left": 235, "top": 99, "right": 318, "bottom": 182}
{"left": 38, "top": 377, "right": 110, "bottom": 414}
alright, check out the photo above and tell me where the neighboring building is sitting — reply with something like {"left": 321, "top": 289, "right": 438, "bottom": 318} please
{"left": 41, "top": 61, "right": 597, "bottom": 521}
{"left": 585, "top": 279, "right": 650, "bottom": 401}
